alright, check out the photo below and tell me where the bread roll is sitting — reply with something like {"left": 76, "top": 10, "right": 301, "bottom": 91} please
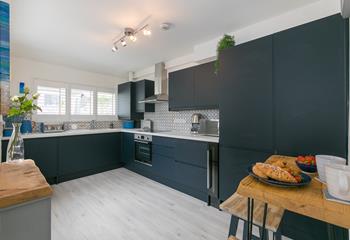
{"left": 254, "top": 163, "right": 297, "bottom": 183}
{"left": 252, "top": 165, "right": 268, "bottom": 179}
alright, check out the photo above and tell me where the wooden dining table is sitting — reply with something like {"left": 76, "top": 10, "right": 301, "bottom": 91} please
{"left": 235, "top": 155, "right": 350, "bottom": 240}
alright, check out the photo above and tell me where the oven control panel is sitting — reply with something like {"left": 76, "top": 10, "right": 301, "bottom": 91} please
{"left": 134, "top": 134, "right": 152, "bottom": 142}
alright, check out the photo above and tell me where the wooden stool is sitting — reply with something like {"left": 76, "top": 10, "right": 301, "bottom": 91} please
{"left": 220, "top": 193, "right": 284, "bottom": 240}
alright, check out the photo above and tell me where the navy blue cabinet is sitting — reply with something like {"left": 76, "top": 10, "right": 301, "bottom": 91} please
{"left": 121, "top": 132, "right": 134, "bottom": 165}
{"left": 194, "top": 61, "right": 219, "bottom": 109}
{"left": 169, "top": 61, "right": 219, "bottom": 111}
{"left": 2, "top": 138, "right": 59, "bottom": 184}
{"left": 219, "top": 36, "right": 274, "bottom": 152}
{"left": 135, "top": 80, "right": 155, "bottom": 113}
{"left": 219, "top": 14, "right": 349, "bottom": 240}
{"left": 169, "top": 68, "right": 195, "bottom": 110}
{"left": 274, "top": 14, "right": 348, "bottom": 158}
{"left": 118, "top": 82, "right": 144, "bottom": 120}
{"left": 58, "top": 133, "right": 122, "bottom": 182}
{"left": 219, "top": 147, "right": 271, "bottom": 201}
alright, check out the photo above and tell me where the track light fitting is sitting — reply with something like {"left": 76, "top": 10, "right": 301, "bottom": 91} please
{"left": 111, "top": 24, "right": 151, "bottom": 52}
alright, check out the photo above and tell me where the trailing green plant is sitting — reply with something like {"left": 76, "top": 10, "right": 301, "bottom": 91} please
{"left": 8, "top": 87, "right": 41, "bottom": 120}
{"left": 215, "top": 34, "right": 235, "bottom": 74}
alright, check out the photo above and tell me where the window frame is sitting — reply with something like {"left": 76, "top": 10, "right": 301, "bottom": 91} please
{"left": 33, "top": 79, "right": 118, "bottom": 122}
{"left": 33, "top": 79, "right": 69, "bottom": 122}
{"left": 96, "top": 88, "right": 117, "bottom": 120}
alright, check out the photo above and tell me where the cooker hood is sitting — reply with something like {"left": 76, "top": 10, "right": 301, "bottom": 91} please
{"left": 139, "top": 62, "right": 168, "bottom": 103}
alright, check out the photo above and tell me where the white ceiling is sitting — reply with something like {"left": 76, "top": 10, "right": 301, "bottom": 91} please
{"left": 11, "top": 0, "right": 318, "bottom": 77}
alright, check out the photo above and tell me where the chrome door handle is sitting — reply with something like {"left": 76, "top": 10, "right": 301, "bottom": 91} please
{"left": 207, "top": 149, "right": 210, "bottom": 189}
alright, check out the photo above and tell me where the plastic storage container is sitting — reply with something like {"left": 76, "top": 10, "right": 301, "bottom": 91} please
{"left": 122, "top": 120, "right": 134, "bottom": 129}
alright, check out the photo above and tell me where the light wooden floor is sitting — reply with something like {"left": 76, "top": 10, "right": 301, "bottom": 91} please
{"left": 51, "top": 168, "right": 231, "bottom": 240}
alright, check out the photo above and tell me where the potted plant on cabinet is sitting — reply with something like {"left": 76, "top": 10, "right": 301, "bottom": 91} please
{"left": 215, "top": 34, "right": 235, "bottom": 74}
{"left": 6, "top": 87, "right": 41, "bottom": 162}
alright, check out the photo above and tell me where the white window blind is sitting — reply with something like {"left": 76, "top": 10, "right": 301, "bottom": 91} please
{"left": 71, "top": 89, "right": 94, "bottom": 115}
{"left": 36, "top": 86, "right": 66, "bottom": 115}
{"left": 97, "top": 92, "right": 116, "bottom": 115}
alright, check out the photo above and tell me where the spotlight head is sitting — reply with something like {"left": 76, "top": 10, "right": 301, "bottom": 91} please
{"left": 143, "top": 28, "right": 152, "bottom": 36}
{"left": 129, "top": 35, "right": 137, "bottom": 42}
{"left": 111, "top": 44, "right": 118, "bottom": 52}
{"left": 121, "top": 39, "right": 127, "bottom": 47}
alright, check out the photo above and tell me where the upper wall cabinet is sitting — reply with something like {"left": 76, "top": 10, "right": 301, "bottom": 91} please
{"left": 219, "top": 36, "right": 274, "bottom": 152}
{"left": 135, "top": 80, "right": 155, "bottom": 113}
{"left": 117, "top": 82, "right": 143, "bottom": 120}
{"left": 168, "top": 61, "right": 219, "bottom": 111}
{"left": 274, "top": 14, "right": 348, "bottom": 157}
{"left": 194, "top": 62, "right": 219, "bottom": 109}
{"left": 169, "top": 68, "right": 195, "bottom": 110}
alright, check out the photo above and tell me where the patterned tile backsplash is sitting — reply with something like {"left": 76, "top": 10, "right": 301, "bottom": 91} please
{"left": 144, "top": 102, "right": 219, "bottom": 133}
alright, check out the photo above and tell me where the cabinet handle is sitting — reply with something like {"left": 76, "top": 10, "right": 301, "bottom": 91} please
{"left": 207, "top": 149, "right": 210, "bottom": 189}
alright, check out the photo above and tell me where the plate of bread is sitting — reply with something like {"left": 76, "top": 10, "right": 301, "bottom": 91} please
{"left": 249, "top": 159, "right": 311, "bottom": 187}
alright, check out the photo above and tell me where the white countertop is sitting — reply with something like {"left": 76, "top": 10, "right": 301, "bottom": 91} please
{"left": 2, "top": 128, "right": 219, "bottom": 143}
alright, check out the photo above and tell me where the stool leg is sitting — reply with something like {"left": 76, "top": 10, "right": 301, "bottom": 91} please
{"left": 247, "top": 198, "right": 254, "bottom": 240}
{"left": 260, "top": 203, "right": 268, "bottom": 240}
{"left": 247, "top": 198, "right": 251, "bottom": 240}
{"left": 228, "top": 216, "right": 240, "bottom": 237}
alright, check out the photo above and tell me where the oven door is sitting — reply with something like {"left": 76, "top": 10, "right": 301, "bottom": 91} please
{"left": 134, "top": 140, "right": 152, "bottom": 166}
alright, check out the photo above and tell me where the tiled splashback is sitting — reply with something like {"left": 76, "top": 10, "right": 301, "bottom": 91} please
{"left": 144, "top": 102, "right": 219, "bottom": 133}
{"left": 63, "top": 120, "right": 122, "bottom": 130}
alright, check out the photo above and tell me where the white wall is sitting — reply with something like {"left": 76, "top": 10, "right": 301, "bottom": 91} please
{"left": 10, "top": 57, "right": 125, "bottom": 122}
{"left": 134, "top": 0, "right": 341, "bottom": 79}
{"left": 10, "top": 57, "right": 125, "bottom": 96}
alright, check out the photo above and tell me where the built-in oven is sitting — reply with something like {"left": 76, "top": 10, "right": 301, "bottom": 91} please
{"left": 134, "top": 134, "right": 152, "bottom": 166}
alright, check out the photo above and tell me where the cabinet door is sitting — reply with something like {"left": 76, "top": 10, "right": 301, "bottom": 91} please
{"left": 58, "top": 133, "right": 121, "bottom": 179}
{"left": 2, "top": 138, "right": 58, "bottom": 183}
{"left": 117, "top": 82, "right": 132, "bottom": 119}
{"left": 194, "top": 61, "right": 219, "bottom": 109}
{"left": 175, "top": 139, "right": 208, "bottom": 169}
{"left": 24, "top": 138, "right": 58, "bottom": 183}
{"left": 274, "top": 14, "right": 348, "bottom": 157}
{"left": 219, "top": 36, "right": 273, "bottom": 152}
{"left": 219, "top": 147, "right": 271, "bottom": 201}
{"left": 168, "top": 68, "right": 195, "bottom": 110}
{"left": 121, "top": 133, "right": 134, "bottom": 166}
{"left": 135, "top": 80, "right": 155, "bottom": 113}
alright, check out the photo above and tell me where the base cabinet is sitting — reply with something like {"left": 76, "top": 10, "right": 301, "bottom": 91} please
{"left": 2, "top": 133, "right": 122, "bottom": 184}
{"left": 2, "top": 138, "right": 59, "bottom": 184}
{"left": 58, "top": 133, "right": 121, "bottom": 182}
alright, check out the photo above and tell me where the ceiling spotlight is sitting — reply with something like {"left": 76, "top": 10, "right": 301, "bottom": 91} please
{"left": 129, "top": 35, "right": 137, "bottom": 42}
{"left": 111, "top": 44, "right": 118, "bottom": 52}
{"left": 112, "top": 22, "right": 152, "bottom": 52}
{"left": 121, "top": 39, "right": 127, "bottom": 47}
{"left": 143, "top": 28, "right": 152, "bottom": 36}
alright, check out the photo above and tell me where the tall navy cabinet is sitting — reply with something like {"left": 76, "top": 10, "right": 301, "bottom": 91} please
{"left": 219, "top": 14, "right": 348, "bottom": 240}
{"left": 274, "top": 14, "right": 348, "bottom": 158}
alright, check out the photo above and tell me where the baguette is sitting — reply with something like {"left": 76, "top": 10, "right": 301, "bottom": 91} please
{"left": 252, "top": 164, "right": 268, "bottom": 179}
{"left": 254, "top": 163, "right": 297, "bottom": 183}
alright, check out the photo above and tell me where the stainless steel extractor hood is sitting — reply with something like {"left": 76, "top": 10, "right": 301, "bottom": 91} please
{"left": 139, "top": 62, "right": 168, "bottom": 103}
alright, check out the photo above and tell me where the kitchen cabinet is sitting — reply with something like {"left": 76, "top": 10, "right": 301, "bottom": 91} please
{"left": 169, "top": 67, "right": 195, "bottom": 110}
{"left": 135, "top": 80, "right": 155, "bottom": 113}
{"left": 117, "top": 82, "right": 144, "bottom": 120}
{"left": 58, "top": 133, "right": 121, "bottom": 182}
{"left": 219, "top": 35, "right": 274, "bottom": 152}
{"left": 2, "top": 138, "right": 59, "bottom": 184}
{"left": 274, "top": 14, "right": 348, "bottom": 158}
{"left": 194, "top": 61, "right": 219, "bottom": 109}
{"left": 121, "top": 132, "right": 134, "bottom": 165}
{"left": 219, "top": 147, "right": 271, "bottom": 201}
{"left": 168, "top": 61, "right": 219, "bottom": 111}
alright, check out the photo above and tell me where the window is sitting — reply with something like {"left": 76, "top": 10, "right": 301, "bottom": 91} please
{"left": 71, "top": 89, "right": 94, "bottom": 115}
{"left": 36, "top": 86, "right": 66, "bottom": 115}
{"left": 97, "top": 92, "right": 116, "bottom": 115}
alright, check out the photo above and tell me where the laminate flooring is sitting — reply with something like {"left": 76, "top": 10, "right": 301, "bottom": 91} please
{"left": 52, "top": 168, "right": 231, "bottom": 240}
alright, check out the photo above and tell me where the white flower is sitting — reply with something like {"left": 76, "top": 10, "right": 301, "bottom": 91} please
{"left": 11, "top": 96, "right": 19, "bottom": 102}
{"left": 33, "top": 93, "right": 40, "bottom": 99}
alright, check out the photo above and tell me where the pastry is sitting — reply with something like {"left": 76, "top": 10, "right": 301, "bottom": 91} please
{"left": 254, "top": 163, "right": 298, "bottom": 183}
{"left": 252, "top": 164, "right": 268, "bottom": 179}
